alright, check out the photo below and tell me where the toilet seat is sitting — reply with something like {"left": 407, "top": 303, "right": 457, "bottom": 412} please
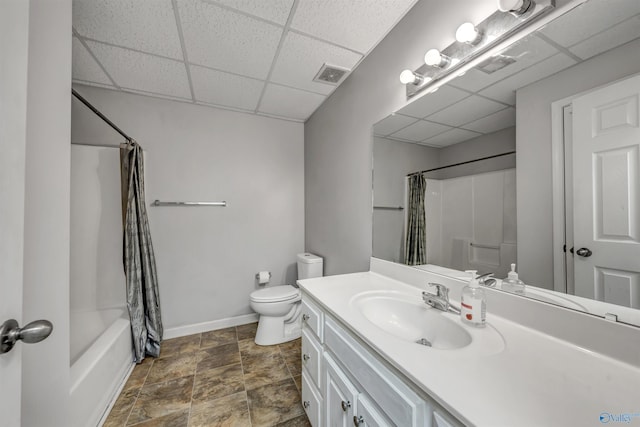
{"left": 250, "top": 285, "right": 300, "bottom": 303}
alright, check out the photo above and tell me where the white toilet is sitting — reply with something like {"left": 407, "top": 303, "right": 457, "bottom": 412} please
{"left": 250, "top": 253, "right": 323, "bottom": 345}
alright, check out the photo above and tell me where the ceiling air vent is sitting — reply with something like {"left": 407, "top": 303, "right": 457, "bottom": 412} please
{"left": 476, "top": 55, "right": 517, "bottom": 74}
{"left": 313, "top": 63, "right": 349, "bottom": 85}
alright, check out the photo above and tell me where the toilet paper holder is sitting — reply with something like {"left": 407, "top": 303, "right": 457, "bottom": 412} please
{"left": 255, "top": 271, "right": 272, "bottom": 282}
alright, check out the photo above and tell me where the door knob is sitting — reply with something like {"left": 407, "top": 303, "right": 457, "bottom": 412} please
{"left": 341, "top": 400, "right": 351, "bottom": 411}
{"left": 576, "top": 247, "right": 592, "bottom": 257}
{"left": 0, "top": 319, "right": 53, "bottom": 354}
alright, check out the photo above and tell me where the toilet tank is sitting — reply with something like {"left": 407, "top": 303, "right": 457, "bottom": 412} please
{"left": 297, "top": 253, "right": 323, "bottom": 280}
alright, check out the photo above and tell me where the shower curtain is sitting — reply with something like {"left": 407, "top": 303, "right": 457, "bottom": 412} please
{"left": 120, "top": 141, "right": 162, "bottom": 362}
{"left": 404, "top": 174, "right": 427, "bottom": 266}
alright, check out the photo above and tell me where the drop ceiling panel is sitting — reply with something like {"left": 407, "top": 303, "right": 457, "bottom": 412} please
{"left": 73, "top": 0, "right": 183, "bottom": 59}
{"left": 539, "top": 0, "right": 640, "bottom": 48}
{"left": 72, "top": 38, "right": 113, "bottom": 86}
{"left": 178, "top": 0, "right": 283, "bottom": 79}
{"left": 258, "top": 84, "right": 326, "bottom": 120}
{"left": 479, "top": 53, "right": 578, "bottom": 104}
{"left": 291, "top": 0, "right": 417, "bottom": 53}
{"left": 449, "top": 35, "right": 559, "bottom": 92}
{"left": 214, "top": 0, "right": 295, "bottom": 25}
{"left": 373, "top": 114, "right": 418, "bottom": 136}
{"left": 462, "top": 108, "right": 515, "bottom": 134}
{"left": 270, "top": 32, "right": 362, "bottom": 95}
{"left": 570, "top": 17, "right": 640, "bottom": 60}
{"left": 390, "top": 120, "right": 451, "bottom": 142}
{"left": 87, "top": 41, "right": 192, "bottom": 99}
{"left": 427, "top": 96, "right": 506, "bottom": 127}
{"left": 400, "top": 86, "right": 470, "bottom": 119}
{"left": 191, "top": 65, "right": 264, "bottom": 110}
{"left": 422, "top": 128, "right": 481, "bottom": 147}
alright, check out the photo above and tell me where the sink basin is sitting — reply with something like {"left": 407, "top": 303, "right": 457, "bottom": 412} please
{"left": 351, "top": 291, "right": 472, "bottom": 350}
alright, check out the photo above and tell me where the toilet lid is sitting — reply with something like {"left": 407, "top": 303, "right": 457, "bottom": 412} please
{"left": 250, "top": 285, "right": 300, "bottom": 302}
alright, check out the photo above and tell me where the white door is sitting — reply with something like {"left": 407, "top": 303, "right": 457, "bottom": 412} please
{"left": 572, "top": 73, "right": 640, "bottom": 308}
{"left": 0, "top": 1, "right": 31, "bottom": 424}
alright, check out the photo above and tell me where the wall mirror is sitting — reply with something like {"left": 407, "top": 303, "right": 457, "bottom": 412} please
{"left": 373, "top": 0, "right": 640, "bottom": 326}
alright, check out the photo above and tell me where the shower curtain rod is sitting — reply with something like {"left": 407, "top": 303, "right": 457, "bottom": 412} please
{"left": 406, "top": 150, "right": 515, "bottom": 177}
{"left": 72, "top": 88, "right": 133, "bottom": 143}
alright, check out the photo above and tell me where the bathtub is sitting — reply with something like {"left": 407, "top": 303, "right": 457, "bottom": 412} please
{"left": 70, "top": 308, "right": 133, "bottom": 427}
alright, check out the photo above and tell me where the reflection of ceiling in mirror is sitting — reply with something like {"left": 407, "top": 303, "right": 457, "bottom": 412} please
{"left": 373, "top": 0, "right": 640, "bottom": 148}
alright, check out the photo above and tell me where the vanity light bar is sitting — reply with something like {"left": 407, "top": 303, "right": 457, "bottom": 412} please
{"left": 401, "top": 0, "right": 555, "bottom": 99}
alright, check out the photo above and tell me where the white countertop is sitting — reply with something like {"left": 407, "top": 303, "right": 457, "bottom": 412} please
{"left": 299, "top": 271, "right": 640, "bottom": 427}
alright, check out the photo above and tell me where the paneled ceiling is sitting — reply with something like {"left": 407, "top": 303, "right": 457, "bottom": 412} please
{"left": 374, "top": 0, "right": 640, "bottom": 147}
{"left": 72, "top": 0, "right": 418, "bottom": 122}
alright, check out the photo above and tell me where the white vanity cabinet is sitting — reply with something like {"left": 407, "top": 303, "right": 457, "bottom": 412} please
{"left": 301, "top": 297, "right": 325, "bottom": 427}
{"left": 301, "top": 293, "right": 464, "bottom": 427}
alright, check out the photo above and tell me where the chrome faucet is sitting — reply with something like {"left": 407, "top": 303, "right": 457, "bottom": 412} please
{"left": 477, "top": 272, "right": 496, "bottom": 287}
{"left": 422, "top": 283, "right": 461, "bottom": 315}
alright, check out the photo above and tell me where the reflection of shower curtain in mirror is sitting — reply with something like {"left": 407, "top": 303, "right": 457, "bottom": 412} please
{"left": 404, "top": 174, "right": 427, "bottom": 265}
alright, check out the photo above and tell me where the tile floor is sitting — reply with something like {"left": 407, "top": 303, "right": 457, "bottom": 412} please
{"left": 103, "top": 323, "right": 310, "bottom": 427}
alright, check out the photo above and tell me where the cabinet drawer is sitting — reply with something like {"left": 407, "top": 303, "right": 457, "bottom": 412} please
{"left": 301, "top": 328, "right": 323, "bottom": 389}
{"left": 325, "top": 317, "right": 429, "bottom": 427}
{"left": 301, "top": 297, "right": 323, "bottom": 342}
{"left": 301, "top": 370, "right": 322, "bottom": 427}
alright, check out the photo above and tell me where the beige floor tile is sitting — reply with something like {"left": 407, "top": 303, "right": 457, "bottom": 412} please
{"left": 201, "top": 327, "right": 237, "bottom": 349}
{"left": 247, "top": 378, "right": 305, "bottom": 427}
{"left": 189, "top": 392, "right": 251, "bottom": 427}
{"left": 160, "top": 334, "right": 201, "bottom": 358}
{"left": 196, "top": 342, "right": 241, "bottom": 372}
{"left": 279, "top": 341, "right": 301, "bottom": 378}
{"left": 127, "top": 376, "right": 194, "bottom": 425}
{"left": 103, "top": 387, "right": 140, "bottom": 427}
{"left": 274, "top": 414, "right": 311, "bottom": 427}
{"left": 292, "top": 375, "right": 302, "bottom": 394}
{"left": 145, "top": 353, "right": 197, "bottom": 385}
{"left": 124, "top": 362, "right": 153, "bottom": 391}
{"left": 192, "top": 363, "right": 245, "bottom": 404}
{"left": 236, "top": 322, "right": 258, "bottom": 341}
{"left": 128, "top": 409, "right": 190, "bottom": 427}
{"left": 241, "top": 347, "right": 291, "bottom": 391}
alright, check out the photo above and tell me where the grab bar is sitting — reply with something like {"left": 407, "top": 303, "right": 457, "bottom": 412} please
{"left": 373, "top": 206, "right": 404, "bottom": 210}
{"left": 152, "top": 200, "right": 226, "bottom": 207}
{"left": 469, "top": 242, "right": 500, "bottom": 250}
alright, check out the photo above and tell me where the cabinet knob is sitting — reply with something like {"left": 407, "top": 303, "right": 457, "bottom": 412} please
{"left": 303, "top": 353, "right": 310, "bottom": 361}
{"left": 341, "top": 400, "right": 351, "bottom": 412}
{"left": 303, "top": 400, "right": 310, "bottom": 409}
{"left": 302, "top": 314, "right": 310, "bottom": 321}
{"left": 353, "top": 415, "right": 364, "bottom": 426}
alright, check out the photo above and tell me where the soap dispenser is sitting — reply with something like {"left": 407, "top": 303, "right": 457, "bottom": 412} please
{"left": 502, "top": 263, "right": 525, "bottom": 294}
{"left": 461, "top": 270, "right": 486, "bottom": 328}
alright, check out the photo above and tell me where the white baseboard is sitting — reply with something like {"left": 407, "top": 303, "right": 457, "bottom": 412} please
{"left": 163, "top": 313, "right": 259, "bottom": 339}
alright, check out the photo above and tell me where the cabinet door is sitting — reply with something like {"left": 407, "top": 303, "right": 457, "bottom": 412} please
{"left": 324, "top": 353, "right": 358, "bottom": 427}
{"left": 355, "top": 394, "right": 393, "bottom": 427}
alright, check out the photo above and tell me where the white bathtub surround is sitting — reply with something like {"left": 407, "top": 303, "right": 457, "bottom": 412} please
{"left": 298, "top": 258, "right": 640, "bottom": 426}
{"left": 70, "top": 315, "right": 133, "bottom": 427}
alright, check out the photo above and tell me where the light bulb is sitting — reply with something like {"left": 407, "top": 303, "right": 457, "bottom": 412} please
{"left": 497, "top": 0, "right": 533, "bottom": 16}
{"left": 456, "top": 22, "right": 482, "bottom": 45}
{"left": 399, "top": 69, "right": 422, "bottom": 85}
{"left": 424, "top": 49, "right": 451, "bottom": 68}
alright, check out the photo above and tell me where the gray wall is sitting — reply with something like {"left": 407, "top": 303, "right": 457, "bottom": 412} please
{"left": 71, "top": 85, "right": 304, "bottom": 331}
{"left": 373, "top": 137, "right": 438, "bottom": 262}
{"left": 433, "top": 127, "right": 515, "bottom": 180}
{"left": 304, "top": 0, "right": 499, "bottom": 275}
{"left": 517, "top": 38, "right": 640, "bottom": 288}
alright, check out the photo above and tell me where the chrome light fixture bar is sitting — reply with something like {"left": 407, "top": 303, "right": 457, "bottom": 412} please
{"left": 403, "top": 0, "right": 554, "bottom": 99}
